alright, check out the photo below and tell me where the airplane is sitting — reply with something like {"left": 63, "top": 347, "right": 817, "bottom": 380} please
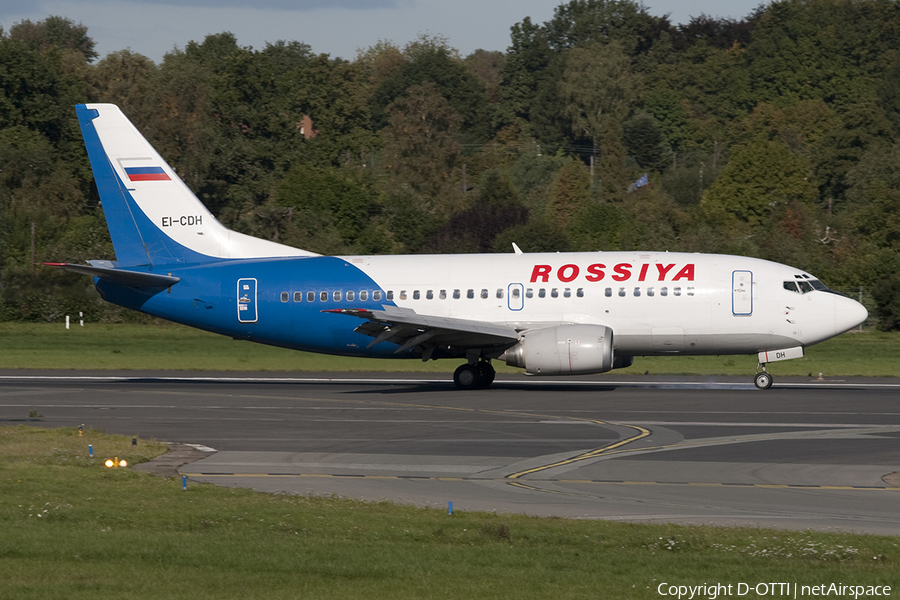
{"left": 48, "top": 104, "right": 868, "bottom": 390}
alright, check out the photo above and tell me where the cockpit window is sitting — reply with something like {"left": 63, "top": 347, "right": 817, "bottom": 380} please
{"left": 785, "top": 278, "right": 829, "bottom": 294}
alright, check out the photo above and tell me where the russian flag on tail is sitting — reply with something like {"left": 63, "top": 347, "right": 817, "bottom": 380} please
{"left": 124, "top": 166, "right": 170, "bottom": 181}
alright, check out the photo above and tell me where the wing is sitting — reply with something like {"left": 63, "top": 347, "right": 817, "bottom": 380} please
{"left": 323, "top": 305, "right": 520, "bottom": 360}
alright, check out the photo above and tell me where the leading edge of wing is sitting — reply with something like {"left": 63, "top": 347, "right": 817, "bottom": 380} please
{"left": 45, "top": 263, "right": 181, "bottom": 288}
{"left": 323, "top": 305, "right": 519, "bottom": 354}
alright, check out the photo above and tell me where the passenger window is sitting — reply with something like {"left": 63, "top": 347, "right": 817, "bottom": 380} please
{"left": 347, "top": 290, "right": 355, "bottom": 302}
{"left": 539, "top": 289, "right": 546, "bottom": 298}
{"left": 400, "top": 290, "right": 408, "bottom": 300}
{"left": 481, "top": 289, "right": 488, "bottom": 299}
{"left": 333, "top": 291, "right": 342, "bottom": 302}
{"left": 551, "top": 288, "right": 558, "bottom": 298}
{"left": 413, "top": 290, "right": 420, "bottom": 300}
{"left": 294, "top": 291, "right": 302, "bottom": 302}
{"left": 512, "top": 288, "right": 521, "bottom": 299}
{"left": 526, "top": 288, "right": 534, "bottom": 298}
{"left": 660, "top": 287, "right": 668, "bottom": 297}
{"left": 360, "top": 290, "right": 368, "bottom": 301}
{"left": 687, "top": 287, "right": 695, "bottom": 296}
{"left": 467, "top": 289, "right": 474, "bottom": 299}
{"left": 577, "top": 288, "right": 584, "bottom": 298}
{"left": 386, "top": 291, "right": 393, "bottom": 301}
{"left": 281, "top": 292, "right": 289, "bottom": 302}
{"left": 647, "top": 287, "right": 655, "bottom": 297}
{"left": 618, "top": 288, "right": 626, "bottom": 297}
{"left": 320, "top": 291, "right": 328, "bottom": 302}
{"left": 605, "top": 288, "right": 612, "bottom": 297}
{"left": 307, "top": 291, "right": 315, "bottom": 302}
{"left": 674, "top": 287, "right": 681, "bottom": 296}
{"left": 373, "top": 290, "right": 382, "bottom": 301}
{"left": 633, "top": 287, "right": 641, "bottom": 297}
{"left": 426, "top": 290, "right": 434, "bottom": 300}
{"left": 563, "top": 288, "right": 571, "bottom": 298}
{"left": 439, "top": 290, "right": 447, "bottom": 300}
{"left": 453, "top": 289, "right": 461, "bottom": 299}
{"left": 496, "top": 289, "right": 504, "bottom": 299}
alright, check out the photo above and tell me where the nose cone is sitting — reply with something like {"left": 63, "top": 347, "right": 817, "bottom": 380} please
{"left": 835, "top": 294, "right": 868, "bottom": 334}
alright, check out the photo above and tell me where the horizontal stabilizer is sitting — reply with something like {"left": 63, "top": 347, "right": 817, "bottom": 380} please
{"left": 45, "top": 263, "right": 180, "bottom": 288}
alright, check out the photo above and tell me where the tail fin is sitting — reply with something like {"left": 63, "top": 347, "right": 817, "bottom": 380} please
{"left": 76, "top": 104, "right": 317, "bottom": 267}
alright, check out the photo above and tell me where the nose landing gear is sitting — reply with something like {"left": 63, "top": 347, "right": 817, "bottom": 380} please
{"left": 754, "top": 365, "right": 773, "bottom": 390}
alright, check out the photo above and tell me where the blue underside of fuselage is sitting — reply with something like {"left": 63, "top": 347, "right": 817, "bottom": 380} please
{"left": 94, "top": 256, "right": 409, "bottom": 358}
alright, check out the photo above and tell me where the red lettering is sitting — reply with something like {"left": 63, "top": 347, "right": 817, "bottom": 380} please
{"left": 586, "top": 263, "right": 606, "bottom": 282}
{"left": 531, "top": 264, "right": 551, "bottom": 283}
{"left": 656, "top": 263, "right": 675, "bottom": 280}
{"left": 558, "top": 264, "right": 579, "bottom": 283}
{"left": 672, "top": 264, "right": 695, "bottom": 281}
{"left": 612, "top": 263, "right": 631, "bottom": 282}
{"left": 638, "top": 264, "right": 649, "bottom": 282}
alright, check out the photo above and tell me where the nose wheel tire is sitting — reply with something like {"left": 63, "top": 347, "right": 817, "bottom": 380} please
{"left": 754, "top": 371, "right": 773, "bottom": 390}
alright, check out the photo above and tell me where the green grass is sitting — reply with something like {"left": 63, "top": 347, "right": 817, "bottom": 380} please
{"left": 1, "top": 322, "right": 897, "bottom": 376}
{"left": 1, "top": 426, "right": 899, "bottom": 599}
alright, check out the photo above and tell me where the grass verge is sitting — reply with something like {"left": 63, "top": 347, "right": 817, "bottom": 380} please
{"left": 1, "top": 322, "right": 897, "bottom": 377}
{"left": 1, "top": 426, "right": 899, "bottom": 599}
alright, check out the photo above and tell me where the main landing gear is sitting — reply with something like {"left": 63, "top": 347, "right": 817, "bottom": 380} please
{"left": 453, "top": 361, "right": 496, "bottom": 390}
{"left": 754, "top": 364, "right": 773, "bottom": 390}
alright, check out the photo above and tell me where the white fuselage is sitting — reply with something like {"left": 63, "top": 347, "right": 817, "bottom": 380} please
{"left": 341, "top": 251, "right": 863, "bottom": 356}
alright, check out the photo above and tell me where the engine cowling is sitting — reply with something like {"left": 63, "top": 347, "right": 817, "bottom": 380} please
{"left": 501, "top": 324, "right": 615, "bottom": 375}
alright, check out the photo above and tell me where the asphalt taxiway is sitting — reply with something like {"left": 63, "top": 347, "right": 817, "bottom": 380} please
{"left": 3, "top": 370, "right": 900, "bottom": 535}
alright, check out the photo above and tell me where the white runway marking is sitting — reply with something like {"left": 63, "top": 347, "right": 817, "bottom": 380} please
{"left": 2, "top": 374, "right": 900, "bottom": 389}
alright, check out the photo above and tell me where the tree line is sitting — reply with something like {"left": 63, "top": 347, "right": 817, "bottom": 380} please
{"left": 1, "top": 1, "right": 900, "bottom": 329}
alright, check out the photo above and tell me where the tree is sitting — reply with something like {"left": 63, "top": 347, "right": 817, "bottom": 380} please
{"left": 8, "top": 16, "right": 98, "bottom": 62}
{"left": 497, "top": 16, "right": 554, "bottom": 131}
{"left": 380, "top": 82, "right": 465, "bottom": 216}
{"left": 845, "top": 145, "right": 900, "bottom": 250}
{"left": 673, "top": 13, "right": 759, "bottom": 52}
{"left": 542, "top": 0, "right": 670, "bottom": 55}
{"left": 812, "top": 102, "right": 895, "bottom": 209}
{"left": 702, "top": 136, "right": 816, "bottom": 229}
{"left": 747, "top": 0, "right": 900, "bottom": 107}
{"left": 272, "top": 164, "right": 376, "bottom": 245}
{"left": 369, "top": 37, "right": 488, "bottom": 140}
{"left": 548, "top": 159, "right": 593, "bottom": 228}
{"left": 290, "top": 55, "right": 376, "bottom": 168}
{"left": 560, "top": 41, "right": 638, "bottom": 195}
{"left": 464, "top": 49, "right": 505, "bottom": 104}
{"left": 623, "top": 111, "right": 667, "bottom": 170}
{"left": 88, "top": 49, "right": 158, "bottom": 118}
{"left": 871, "top": 269, "right": 900, "bottom": 330}
{"left": 429, "top": 172, "right": 528, "bottom": 253}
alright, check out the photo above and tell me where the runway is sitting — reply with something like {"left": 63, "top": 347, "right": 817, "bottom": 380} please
{"left": 3, "top": 370, "right": 900, "bottom": 535}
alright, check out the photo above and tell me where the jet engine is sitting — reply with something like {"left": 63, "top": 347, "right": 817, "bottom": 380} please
{"left": 500, "top": 324, "right": 616, "bottom": 375}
